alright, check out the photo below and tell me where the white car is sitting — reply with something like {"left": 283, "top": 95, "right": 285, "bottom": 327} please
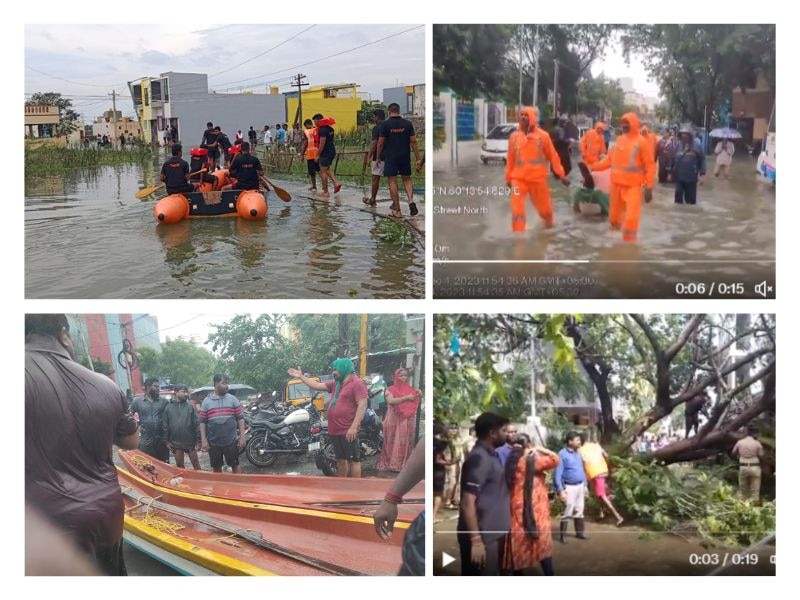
{"left": 480, "top": 123, "right": 517, "bottom": 164}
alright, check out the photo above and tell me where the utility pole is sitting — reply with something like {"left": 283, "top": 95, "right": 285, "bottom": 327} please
{"left": 518, "top": 25, "right": 523, "bottom": 110}
{"left": 291, "top": 73, "right": 309, "bottom": 127}
{"left": 553, "top": 60, "right": 560, "bottom": 118}
{"left": 359, "top": 315, "right": 368, "bottom": 379}
{"left": 532, "top": 25, "right": 540, "bottom": 107}
{"left": 111, "top": 90, "right": 118, "bottom": 143}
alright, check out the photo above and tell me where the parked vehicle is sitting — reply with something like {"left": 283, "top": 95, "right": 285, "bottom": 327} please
{"left": 480, "top": 123, "right": 517, "bottom": 164}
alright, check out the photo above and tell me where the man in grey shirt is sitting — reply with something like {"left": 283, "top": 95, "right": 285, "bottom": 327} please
{"left": 199, "top": 374, "right": 246, "bottom": 473}
{"left": 457, "top": 412, "right": 510, "bottom": 575}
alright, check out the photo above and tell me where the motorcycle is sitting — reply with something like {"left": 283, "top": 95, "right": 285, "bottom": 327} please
{"left": 315, "top": 375, "right": 385, "bottom": 476}
{"left": 243, "top": 391, "right": 325, "bottom": 468}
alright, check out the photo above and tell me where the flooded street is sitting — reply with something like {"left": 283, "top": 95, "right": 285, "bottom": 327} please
{"left": 433, "top": 141, "right": 775, "bottom": 299}
{"left": 433, "top": 508, "right": 775, "bottom": 576}
{"left": 25, "top": 155, "right": 424, "bottom": 299}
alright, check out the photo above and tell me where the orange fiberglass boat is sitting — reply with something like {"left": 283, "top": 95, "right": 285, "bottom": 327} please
{"left": 118, "top": 450, "right": 423, "bottom": 576}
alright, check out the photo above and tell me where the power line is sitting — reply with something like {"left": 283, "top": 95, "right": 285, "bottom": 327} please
{"left": 208, "top": 24, "right": 316, "bottom": 78}
{"left": 25, "top": 65, "right": 125, "bottom": 89}
{"left": 213, "top": 25, "right": 424, "bottom": 88}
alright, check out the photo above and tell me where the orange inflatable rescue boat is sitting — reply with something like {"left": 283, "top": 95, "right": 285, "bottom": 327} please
{"left": 153, "top": 188, "right": 268, "bottom": 224}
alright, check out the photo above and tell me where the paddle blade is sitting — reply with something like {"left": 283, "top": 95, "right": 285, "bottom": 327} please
{"left": 273, "top": 186, "right": 292, "bottom": 202}
{"left": 135, "top": 184, "right": 161, "bottom": 199}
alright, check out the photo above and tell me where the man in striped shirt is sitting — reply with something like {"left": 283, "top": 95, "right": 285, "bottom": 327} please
{"left": 199, "top": 373, "right": 246, "bottom": 473}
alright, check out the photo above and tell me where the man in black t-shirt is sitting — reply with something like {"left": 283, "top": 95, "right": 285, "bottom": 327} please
{"left": 160, "top": 144, "right": 196, "bottom": 195}
{"left": 313, "top": 113, "right": 342, "bottom": 198}
{"left": 376, "top": 103, "right": 422, "bottom": 217}
{"left": 215, "top": 127, "right": 233, "bottom": 167}
{"left": 201, "top": 122, "right": 220, "bottom": 168}
{"left": 248, "top": 126, "right": 257, "bottom": 148}
{"left": 362, "top": 108, "right": 385, "bottom": 206}
{"left": 224, "top": 143, "right": 263, "bottom": 191}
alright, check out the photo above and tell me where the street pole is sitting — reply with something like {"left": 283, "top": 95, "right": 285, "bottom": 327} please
{"left": 518, "top": 25, "right": 523, "bottom": 110}
{"left": 111, "top": 90, "right": 117, "bottom": 144}
{"left": 532, "top": 25, "right": 539, "bottom": 107}
{"left": 553, "top": 60, "right": 559, "bottom": 118}
{"left": 359, "top": 315, "right": 368, "bottom": 379}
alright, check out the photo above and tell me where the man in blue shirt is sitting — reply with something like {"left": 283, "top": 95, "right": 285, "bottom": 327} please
{"left": 495, "top": 423, "right": 518, "bottom": 467}
{"left": 554, "top": 430, "right": 588, "bottom": 543}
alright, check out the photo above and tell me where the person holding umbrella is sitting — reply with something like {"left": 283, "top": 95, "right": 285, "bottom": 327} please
{"left": 714, "top": 138, "right": 736, "bottom": 179}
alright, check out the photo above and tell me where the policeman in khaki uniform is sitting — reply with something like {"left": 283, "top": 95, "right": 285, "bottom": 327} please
{"left": 731, "top": 426, "right": 764, "bottom": 501}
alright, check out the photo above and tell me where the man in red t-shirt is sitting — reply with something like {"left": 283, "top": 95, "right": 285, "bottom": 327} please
{"left": 288, "top": 358, "right": 368, "bottom": 477}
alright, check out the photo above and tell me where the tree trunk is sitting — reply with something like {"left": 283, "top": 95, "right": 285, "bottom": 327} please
{"left": 615, "top": 403, "right": 671, "bottom": 454}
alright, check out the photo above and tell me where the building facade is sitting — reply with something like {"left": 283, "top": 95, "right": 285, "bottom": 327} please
{"left": 68, "top": 314, "right": 162, "bottom": 396}
{"left": 91, "top": 113, "right": 141, "bottom": 141}
{"left": 382, "top": 84, "right": 426, "bottom": 117}
{"left": 129, "top": 72, "right": 285, "bottom": 146}
{"left": 732, "top": 71, "right": 775, "bottom": 143}
{"left": 24, "top": 104, "right": 59, "bottom": 138}
{"left": 285, "top": 83, "right": 362, "bottom": 132}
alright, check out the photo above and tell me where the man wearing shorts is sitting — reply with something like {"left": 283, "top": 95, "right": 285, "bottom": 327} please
{"left": 579, "top": 432, "right": 623, "bottom": 525}
{"left": 313, "top": 113, "right": 342, "bottom": 198}
{"left": 287, "top": 359, "right": 367, "bottom": 477}
{"left": 199, "top": 374, "right": 246, "bottom": 473}
{"left": 376, "top": 103, "right": 422, "bottom": 217}
{"left": 363, "top": 108, "right": 386, "bottom": 206}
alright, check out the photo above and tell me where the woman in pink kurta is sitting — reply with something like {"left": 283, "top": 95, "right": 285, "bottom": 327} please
{"left": 377, "top": 368, "right": 420, "bottom": 472}
{"left": 503, "top": 434, "right": 560, "bottom": 575}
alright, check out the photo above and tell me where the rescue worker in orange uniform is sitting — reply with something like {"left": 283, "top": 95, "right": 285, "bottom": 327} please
{"left": 505, "top": 107, "right": 570, "bottom": 232}
{"left": 590, "top": 113, "right": 656, "bottom": 242}
{"left": 579, "top": 121, "right": 607, "bottom": 167}
{"left": 640, "top": 125, "right": 658, "bottom": 162}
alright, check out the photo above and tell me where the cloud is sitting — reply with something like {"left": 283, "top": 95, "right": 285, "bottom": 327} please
{"left": 141, "top": 50, "right": 171, "bottom": 64}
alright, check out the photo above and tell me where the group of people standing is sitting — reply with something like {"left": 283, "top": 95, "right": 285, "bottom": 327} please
{"left": 435, "top": 412, "right": 624, "bottom": 576}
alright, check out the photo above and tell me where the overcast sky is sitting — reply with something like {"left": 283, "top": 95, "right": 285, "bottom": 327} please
{"left": 155, "top": 313, "right": 244, "bottom": 351}
{"left": 590, "top": 39, "right": 660, "bottom": 97}
{"left": 25, "top": 24, "right": 424, "bottom": 121}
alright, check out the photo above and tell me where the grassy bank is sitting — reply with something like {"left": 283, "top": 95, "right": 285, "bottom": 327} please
{"left": 25, "top": 144, "right": 155, "bottom": 174}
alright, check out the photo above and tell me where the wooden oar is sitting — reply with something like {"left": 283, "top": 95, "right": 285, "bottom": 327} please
{"left": 135, "top": 168, "right": 207, "bottom": 200}
{"left": 260, "top": 175, "right": 292, "bottom": 202}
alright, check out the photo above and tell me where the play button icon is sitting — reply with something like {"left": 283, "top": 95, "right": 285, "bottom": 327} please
{"left": 442, "top": 552, "right": 456, "bottom": 567}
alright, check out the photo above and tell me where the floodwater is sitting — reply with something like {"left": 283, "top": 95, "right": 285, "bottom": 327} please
{"left": 25, "top": 156, "right": 424, "bottom": 299}
{"left": 434, "top": 508, "right": 776, "bottom": 576}
{"left": 433, "top": 141, "right": 775, "bottom": 299}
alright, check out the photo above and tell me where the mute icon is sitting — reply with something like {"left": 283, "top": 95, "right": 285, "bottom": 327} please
{"left": 755, "top": 281, "right": 769, "bottom": 298}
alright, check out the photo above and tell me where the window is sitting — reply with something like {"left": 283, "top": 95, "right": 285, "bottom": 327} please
{"left": 151, "top": 80, "right": 161, "bottom": 102}
{"left": 132, "top": 84, "right": 142, "bottom": 106}
{"left": 144, "top": 89, "right": 149, "bottom": 107}
{"left": 162, "top": 79, "right": 169, "bottom": 102}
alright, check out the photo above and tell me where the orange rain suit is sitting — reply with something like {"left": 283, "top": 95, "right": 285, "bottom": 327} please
{"left": 591, "top": 113, "right": 656, "bottom": 242}
{"left": 505, "top": 107, "right": 566, "bottom": 232}
{"left": 579, "top": 123, "right": 607, "bottom": 167}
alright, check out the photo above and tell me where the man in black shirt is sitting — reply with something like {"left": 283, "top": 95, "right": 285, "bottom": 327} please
{"left": 362, "top": 109, "right": 385, "bottom": 206}
{"left": 170, "top": 125, "right": 178, "bottom": 144}
{"left": 313, "top": 113, "right": 342, "bottom": 198}
{"left": 201, "top": 122, "right": 220, "bottom": 168}
{"left": 457, "top": 412, "right": 510, "bottom": 576}
{"left": 376, "top": 103, "right": 422, "bottom": 217}
{"left": 224, "top": 143, "right": 263, "bottom": 191}
{"left": 160, "top": 144, "right": 196, "bottom": 195}
{"left": 130, "top": 377, "right": 170, "bottom": 462}
{"left": 215, "top": 126, "right": 233, "bottom": 167}
{"left": 248, "top": 126, "right": 257, "bottom": 148}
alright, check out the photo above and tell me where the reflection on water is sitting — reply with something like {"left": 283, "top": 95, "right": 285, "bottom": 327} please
{"left": 433, "top": 142, "right": 774, "bottom": 299}
{"left": 25, "top": 157, "right": 424, "bottom": 299}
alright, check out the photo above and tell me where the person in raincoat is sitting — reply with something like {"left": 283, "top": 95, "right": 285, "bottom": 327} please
{"left": 505, "top": 107, "right": 570, "bottom": 232}
{"left": 640, "top": 125, "right": 658, "bottom": 162}
{"left": 590, "top": 113, "right": 656, "bottom": 242}
{"left": 671, "top": 124, "right": 706, "bottom": 205}
{"left": 579, "top": 121, "right": 607, "bottom": 167}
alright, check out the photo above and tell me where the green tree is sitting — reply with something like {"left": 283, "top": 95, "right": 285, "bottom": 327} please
{"left": 26, "top": 92, "right": 81, "bottom": 135}
{"left": 132, "top": 341, "right": 216, "bottom": 388}
{"left": 620, "top": 24, "right": 775, "bottom": 126}
{"left": 433, "top": 24, "right": 514, "bottom": 98}
{"left": 136, "top": 346, "right": 159, "bottom": 377}
{"left": 577, "top": 75, "right": 625, "bottom": 119}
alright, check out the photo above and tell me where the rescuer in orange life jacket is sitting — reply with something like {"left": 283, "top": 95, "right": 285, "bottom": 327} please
{"left": 504, "top": 106, "right": 570, "bottom": 232}
{"left": 590, "top": 113, "right": 656, "bottom": 242}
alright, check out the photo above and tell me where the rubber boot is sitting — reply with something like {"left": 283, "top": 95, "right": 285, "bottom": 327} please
{"left": 575, "top": 517, "right": 589, "bottom": 540}
{"left": 559, "top": 520, "right": 569, "bottom": 543}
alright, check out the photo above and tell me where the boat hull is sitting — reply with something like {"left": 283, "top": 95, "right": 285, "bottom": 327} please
{"left": 153, "top": 190, "right": 268, "bottom": 224}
